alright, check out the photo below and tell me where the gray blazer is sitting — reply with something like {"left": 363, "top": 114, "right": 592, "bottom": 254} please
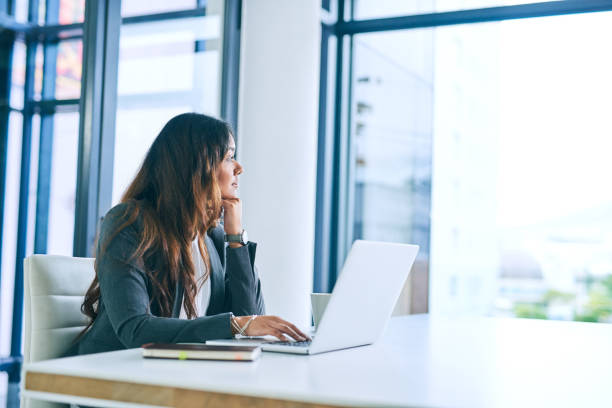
{"left": 69, "top": 203, "right": 265, "bottom": 356}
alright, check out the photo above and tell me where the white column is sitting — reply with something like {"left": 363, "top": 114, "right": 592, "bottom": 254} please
{"left": 237, "top": 0, "right": 320, "bottom": 327}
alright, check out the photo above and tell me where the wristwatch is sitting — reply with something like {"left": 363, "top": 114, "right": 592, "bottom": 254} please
{"left": 224, "top": 229, "right": 248, "bottom": 245}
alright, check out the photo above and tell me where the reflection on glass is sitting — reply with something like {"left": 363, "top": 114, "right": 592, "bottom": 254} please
{"left": 14, "top": 0, "right": 28, "bottom": 22}
{"left": 32, "top": 0, "right": 84, "bottom": 24}
{"left": 121, "top": 0, "right": 197, "bottom": 17}
{"left": 33, "top": 44, "right": 44, "bottom": 101}
{"left": 38, "top": 0, "right": 46, "bottom": 24}
{"left": 113, "top": 2, "right": 224, "bottom": 204}
{"left": 117, "top": 16, "right": 221, "bottom": 98}
{"left": 350, "top": 29, "right": 434, "bottom": 315}
{"left": 351, "top": 30, "right": 433, "bottom": 248}
{"left": 46, "top": 113, "right": 79, "bottom": 256}
{"left": 353, "top": 0, "right": 557, "bottom": 20}
{"left": 55, "top": 40, "right": 83, "bottom": 99}
{"left": 58, "top": 0, "right": 85, "bottom": 24}
{"left": 350, "top": 11, "right": 612, "bottom": 322}
{"left": 0, "top": 112, "right": 23, "bottom": 357}
{"left": 10, "top": 41, "right": 26, "bottom": 109}
{"left": 26, "top": 114, "right": 41, "bottom": 257}
{"left": 113, "top": 107, "right": 192, "bottom": 202}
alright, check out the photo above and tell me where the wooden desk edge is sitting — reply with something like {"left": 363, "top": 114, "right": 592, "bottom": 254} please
{"left": 25, "top": 371, "right": 350, "bottom": 408}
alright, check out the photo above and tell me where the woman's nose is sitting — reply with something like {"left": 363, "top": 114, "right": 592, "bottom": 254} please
{"left": 234, "top": 162, "right": 243, "bottom": 175}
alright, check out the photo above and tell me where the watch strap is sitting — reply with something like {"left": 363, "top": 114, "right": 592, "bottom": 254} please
{"left": 224, "top": 229, "right": 247, "bottom": 244}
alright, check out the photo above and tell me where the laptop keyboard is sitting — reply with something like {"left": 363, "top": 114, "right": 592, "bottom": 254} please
{"left": 264, "top": 340, "right": 312, "bottom": 347}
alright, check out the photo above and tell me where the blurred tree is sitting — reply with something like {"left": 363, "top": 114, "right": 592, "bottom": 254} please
{"left": 574, "top": 286, "right": 612, "bottom": 322}
{"left": 542, "top": 289, "right": 574, "bottom": 304}
{"left": 514, "top": 303, "right": 547, "bottom": 319}
{"left": 512, "top": 274, "right": 612, "bottom": 323}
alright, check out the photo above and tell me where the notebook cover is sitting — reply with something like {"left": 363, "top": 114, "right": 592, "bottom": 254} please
{"left": 142, "top": 343, "right": 258, "bottom": 352}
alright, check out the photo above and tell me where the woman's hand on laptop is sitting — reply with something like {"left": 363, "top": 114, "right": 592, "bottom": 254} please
{"left": 235, "top": 315, "right": 310, "bottom": 341}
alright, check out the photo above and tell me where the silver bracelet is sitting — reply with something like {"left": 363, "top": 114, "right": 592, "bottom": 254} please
{"left": 229, "top": 313, "right": 241, "bottom": 335}
{"left": 238, "top": 315, "right": 257, "bottom": 336}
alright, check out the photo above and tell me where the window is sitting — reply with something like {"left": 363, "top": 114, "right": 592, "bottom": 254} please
{"left": 113, "top": 1, "right": 225, "bottom": 203}
{"left": 428, "top": 12, "right": 612, "bottom": 320}
{"left": 45, "top": 112, "right": 79, "bottom": 255}
{"left": 0, "top": 0, "right": 240, "bottom": 396}
{"left": 0, "top": 0, "right": 84, "bottom": 377}
{"left": 319, "top": 0, "right": 612, "bottom": 321}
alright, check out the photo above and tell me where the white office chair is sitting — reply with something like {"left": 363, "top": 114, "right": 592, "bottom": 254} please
{"left": 22, "top": 255, "right": 95, "bottom": 408}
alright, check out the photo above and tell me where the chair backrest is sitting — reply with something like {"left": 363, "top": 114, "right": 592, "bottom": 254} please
{"left": 24, "top": 254, "right": 95, "bottom": 364}
{"left": 23, "top": 255, "right": 95, "bottom": 408}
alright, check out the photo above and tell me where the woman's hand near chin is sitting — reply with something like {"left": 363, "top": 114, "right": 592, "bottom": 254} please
{"left": 234, "top": 315, "right": 311, "bottom": 342}
{"left": 221, "top": 197, "right": 243, "bottom": 247}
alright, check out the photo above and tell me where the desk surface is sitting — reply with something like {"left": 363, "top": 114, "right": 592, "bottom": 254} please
{"left": 23, "top": 315, "right": 612, "bottom": 408}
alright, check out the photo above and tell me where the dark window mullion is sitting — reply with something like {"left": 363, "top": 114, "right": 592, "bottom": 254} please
{"left": 8, "top": 0, "right": 40, "bottom": 385}
{"left": 220, "top": 0, "right": 241, "bottom": 134}
{"left": 10, "top": 34, "right": 37, "bottom": 391}
{"left": 25, "top": 6, "right": 214, "bottom": 43}
{"left": 28, "top": 98, "right": 79, "bottom": 114}
{"left": 313, "top": 25, "right": 332, "bottom": 293}
{"left": 45, "top": 0, "right": 59, "bottom": 24}
{"left": 0, "top": 28, "right": 15, "bottom": 310}
{"left": 121, "top": 7, "right": 206, "bottom": 25}
{"left": 331, "top": 34, "right": 353, "bottom": 285}
{"left": 328, "top": 0, "right": 348, "bottom": 292}
{"left": 339, "top": 0, "right": 612, "bottom": 34}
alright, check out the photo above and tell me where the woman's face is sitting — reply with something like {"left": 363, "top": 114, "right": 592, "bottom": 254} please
{"left": 216, "top": 135, "right": 243, "bottom": 198}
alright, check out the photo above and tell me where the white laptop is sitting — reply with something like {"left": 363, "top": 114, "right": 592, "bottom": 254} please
{"left": 207, "top": 240, "right": 419, "bottom": 355}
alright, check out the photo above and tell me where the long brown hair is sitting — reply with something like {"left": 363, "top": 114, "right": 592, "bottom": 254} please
{"left": 80, "top": 113, "right": 232, "bottom": 334}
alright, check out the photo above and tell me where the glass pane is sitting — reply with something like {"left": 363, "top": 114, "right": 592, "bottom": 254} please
{"left": 0, "top": 373, "right": 6, "bottom": 408}
{"left": 39, "top": 0, "right": 85, "bottom": 24}
{"left": 38, "top": 0, "right": 46, "bottom": 24}
{"left": 113, "top": 106, "right": 193, "bottom": 202}
{"left": 46, "top": 112, "right": 79, "bottom": 255}
{"left": 349, "top": 11, "right": 612, "bottom": 321}
{"left": 113, "top": 2, "right": 225, "bottom": 204}
{"left": 0, "top": 112, "right": 23, "bottom": 356}
{"left": 58, "top": 0, "right": 85, "bottom": 24}
{"left": 33, "top": 43, "right": 44, "bottom": 101}
{"left": 353, "top": 0, "right": 558, "bottom": 20}
{"left": 117, "top": 16, "right": 221, "bottom": 98}
{"left": 14, "top": 0, "right": 28, "bottom": 22}
{"left": 55, "top": 40, "right": 83, "bottom": 99}
{"left": 121, "top": 0, "right": 198, "bottom": 17}
{"left": 27, "top": 114, "right": 41, "bottom": 256}
{"left": 10, "top": 40, "right": 26, "bottom": 110}
{"left": 350, "top": 29, "right": 433, "bottom": 316}
{"left": 352, "top": 29, "right": 433, "bottom": 247}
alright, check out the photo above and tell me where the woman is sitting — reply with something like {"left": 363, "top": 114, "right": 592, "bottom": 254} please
{"left": 71, "top": 113, "right": 308, "bottom": 356}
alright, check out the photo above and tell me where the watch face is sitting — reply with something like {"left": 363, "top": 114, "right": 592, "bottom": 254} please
{"left": 241, "top": 230, "right": 248, "bottom": 244}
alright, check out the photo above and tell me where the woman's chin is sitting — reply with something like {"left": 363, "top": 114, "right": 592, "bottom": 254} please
{"left": 221, "top": 190, "right": 239, "bottom": 199}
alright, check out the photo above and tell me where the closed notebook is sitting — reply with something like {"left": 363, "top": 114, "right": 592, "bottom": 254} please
{"left": 141, "top": 343, "right": 261, "bottom": 361}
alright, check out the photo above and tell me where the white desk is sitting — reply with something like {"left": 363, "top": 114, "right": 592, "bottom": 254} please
{"left": 22, "top": 315, "right": 612, "bottom": 408}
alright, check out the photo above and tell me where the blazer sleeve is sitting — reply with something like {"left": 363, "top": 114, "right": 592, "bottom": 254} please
{"left": 97, "top": 223, "right": 234, "bottom": 349}
{"left": 222, "top": 242, "right": 266, "bottom": 316}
